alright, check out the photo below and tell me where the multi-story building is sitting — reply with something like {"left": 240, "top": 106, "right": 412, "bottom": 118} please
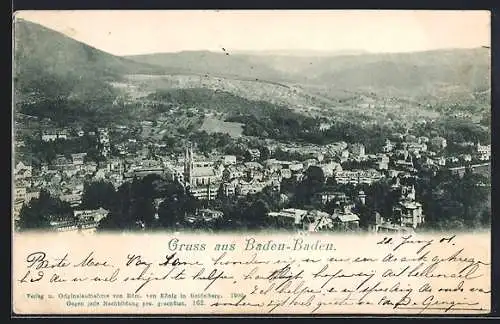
{"left": 406, "top": 142, "right": 427, "bottom": 154}
{"left": 183, "top": 146, "right": 222, "bottom": 200}
{"left": 289, "top": 162, "right": 304, "bottom": 173}
{"left": 279, "top": 168, "right": 292, "bottom": 180}
{"left": 429, "top": 136, "right": 447, "bottom": 151}
{"left": 25, "top": 190, "right": 40, "bottom": 203}
{"left": 54, "top": 155, "right": 71, "bottom": 169}
{"left": 223, "top": 164, "right": 246, "bottom": 181}
{"left": 477, "top": 142, "right": 491, "bottom": 161}
{"left": 14, "top": 161, "right": 32, "bottom": 179}
{"left": 222, "top": 155, "right": 237, "bottom": 166}
{"left": 98, "top": 128, "right": 110, "bottom": 157}
{"left": 41, "top": 133, "right": 58, "bottom": 142}
{"left": 374, "top": 154, "right": 390, "bottom": 170}
{"left": 303, "top": 210, "right": 334, "bottom": 232}
{"left": 73, "top": 208, "right": 109, "bottom": 223}
{"left": 313, "top": 191, "right": 348, "bottom": 206}
{"left": 349, "top": 143, "right": 366, "bottom": 160}
{"left": 383, "top": 139, "right": 395, "bottom": 153}
{"left": 236, "top": 180, "right": 268, "bottom": 196}
{"left": 325, "top": 204, "right": 361, "bottom": 231}
{"left": 320, "top": 162, "right": 343, "bottom": 179}
{"left": 247, "top": 148, "right": 261, "bottom": 161}
{"left": 334, "top": 169, "right": 383, "bottom": 185}
{"left": 41, "top": 129, "right": 68, "bottom": 142}
{"left": 393, "top": 201, "right": 424, "bottom": 229}
{"left": 71, "top": 153, "right": 87, "bottom": 165}
{"left": 164, "top": 164, "right": 185, "bottom": 183}
{"left": 369, "top": 213, "right": 414, "bottom": 233}
{"left": 190, "top": 209, "right": 224, "bottom": 223}
{"left": 13, "top": 186, "right": 27, "bottom": 220}
{"left": 222, "top": 180, "right": 238, "bottom": 197}
{"left": 390, "top": 179, "right": 425, "bottom": 229}
{"left": 267, "top": 208, "right": 309, "bottom": 228}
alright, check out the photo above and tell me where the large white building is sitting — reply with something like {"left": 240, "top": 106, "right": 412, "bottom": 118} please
{"left": 393, "top": 201, "right": 424, "bottom": 229}
{"left": 477, "top": 142, "right": 491, "bottom": 161}
{"left": 98, "top": 128, "right": 110, "bottom": 157}
{"left": 183, "top": 146, "right": 222, "bottom": 200}
{"left": 349, "top": 143, "right": 366, "bottom": 159}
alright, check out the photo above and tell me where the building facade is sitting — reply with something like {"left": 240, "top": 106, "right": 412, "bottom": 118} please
{"left": 183, "top": 146, "right": 222, "bottom": 200}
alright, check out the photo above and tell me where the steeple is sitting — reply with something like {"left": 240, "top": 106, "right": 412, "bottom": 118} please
{"left": 189, "top": 145, "right": 194, "bottom": 164}
{"left": 184, "top": 146, "right": 189, "bottom": 173}
{"left": 184, "top": 143, "right": 194, "bottom": 187}
{"left": 410, "top": 185, "right": 416, "bottom": 200}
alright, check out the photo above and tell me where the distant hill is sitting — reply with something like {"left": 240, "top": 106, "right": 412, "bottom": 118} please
{"left": 15, "top": 18, "right": 489, "bottom": 104}
{"left": 13, "top": 18, "right": 165, "bottom": 102}
{"left": 146, "top": 87, "right": 288, "bottom": 118}
{"left": 13, "top": 18, "right": 490, "bottom": 127}
{"left": 122, "top": 74, "right": 330, "bottom": 111}
{"left": 128, "top": 48, "right": 490, "bottom": 100}
{"left": 302, "top": 48, "right": 490, "bottom": 88}
{"left": 126, "top": 50, "right": 290, "bottom": 81}
{"left": 232, "top": 49, "right": 370, "bottom": 57}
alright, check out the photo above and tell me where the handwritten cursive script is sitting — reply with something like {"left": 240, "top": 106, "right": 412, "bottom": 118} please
{"left": 14, "top": 233, "right": 490, "bottom": 314}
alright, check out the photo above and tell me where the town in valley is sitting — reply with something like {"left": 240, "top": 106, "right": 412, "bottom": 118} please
{"left": 13, "top": 14, "right": 491, "bottom": 235}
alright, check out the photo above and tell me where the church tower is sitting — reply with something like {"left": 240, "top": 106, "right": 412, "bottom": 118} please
{"left": 184, "top": 144, "right": 194, "bottom": 187}
{"left": 409, "top": 185, "right": 416, "bottom": 201}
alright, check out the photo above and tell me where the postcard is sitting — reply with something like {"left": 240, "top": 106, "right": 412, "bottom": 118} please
{"left": 12, "top": 10, "right": 491, "bottom": 315}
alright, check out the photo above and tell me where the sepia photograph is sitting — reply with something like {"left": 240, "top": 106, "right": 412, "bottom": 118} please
{"left": 11, "top": 10, "right": 491, "bottom": 315}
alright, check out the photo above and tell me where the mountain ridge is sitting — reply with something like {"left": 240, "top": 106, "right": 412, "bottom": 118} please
{"left": 13, "top": 18, "right": 169, "bottom": 102}
{"left": 125, "top": 47, "right": 490, "bottom": 97}
{"left": 13, "top": 18, "right": 491, "bottom": 122}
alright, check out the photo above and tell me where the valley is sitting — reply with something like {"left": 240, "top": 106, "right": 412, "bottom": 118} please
{"left": 12, "top": 14, "right": 491, "bottom": 235}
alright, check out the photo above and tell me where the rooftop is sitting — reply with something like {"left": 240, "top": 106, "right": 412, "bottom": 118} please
{"left": 398, "top": 201, "right": 423, "bottom": 209}
{"left": 334, "top": 213, "right": 360, "bottom": 222}
{"left": 191, "top": 167, "right": 217, "bottom": 177}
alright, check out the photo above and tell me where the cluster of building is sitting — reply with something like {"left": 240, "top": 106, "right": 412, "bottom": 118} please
{"left": 267, "top": 177, "right": 425, "bottom": 233}
{"left": 13, "top": 158, "right": 111, "bottom": 233}
{"left": 13, "top": 128, "right": 124, "bottom": 229}
{"left": 47, "top": 208, "right": 110, "bottom": 233}
{"left": 14, "top": 118, "right": 491, "bottom": 234}
{"left": 40, "top": 126, "right": 103, "bottom": 142}
{"left": 268, "top": 206, "right": 362, "bottom": 233}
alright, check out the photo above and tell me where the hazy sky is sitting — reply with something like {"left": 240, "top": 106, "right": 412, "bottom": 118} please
{"left": 15, "top": 10, "right": 490, "bottom": 56}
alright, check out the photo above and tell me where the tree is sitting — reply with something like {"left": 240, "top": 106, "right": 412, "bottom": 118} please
{"left": 97, "top": 182, "right": 136, "bottom": 231}
{"left": 157, "top": 182, "right": 192, "bottom": 228}
{"left": 456, "top": 172, "right": 490, "bottom": 227}
{"left": 244, "top": 199, "right": 270, "bottom": 229}
{"left": 480, "top": 111, "right": 491, "bottom": 128}
{"left": 354, "top": 203, "right": 372, "bottom": 229}
{"left": 17, "top": 204, "right": 50, "bottom": 231}
{"left": 97, "top": 211, "right": 123, "bottom": 232}
{"left": 18, "top": 189, "right": 73, "bottom": 231}
{"left": 260, "top": 146, "right": 271, "bottom": 161}
{"left": 163, "top": 135, "right": 177, "bottom": 150}
{"left": 81, "top": 180, "right": 117, "bottom": 211}
{"left": 128, "top": 175, "right": 170, "bottom": 227}
{"left": 304, "top": 166, "right": 326, "bottom": 186}
{"left": 293, "top": 166, "right": 325, "bottom": 205}
{"left": 419, "top": 169, "right": 490, "bottom": 230}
